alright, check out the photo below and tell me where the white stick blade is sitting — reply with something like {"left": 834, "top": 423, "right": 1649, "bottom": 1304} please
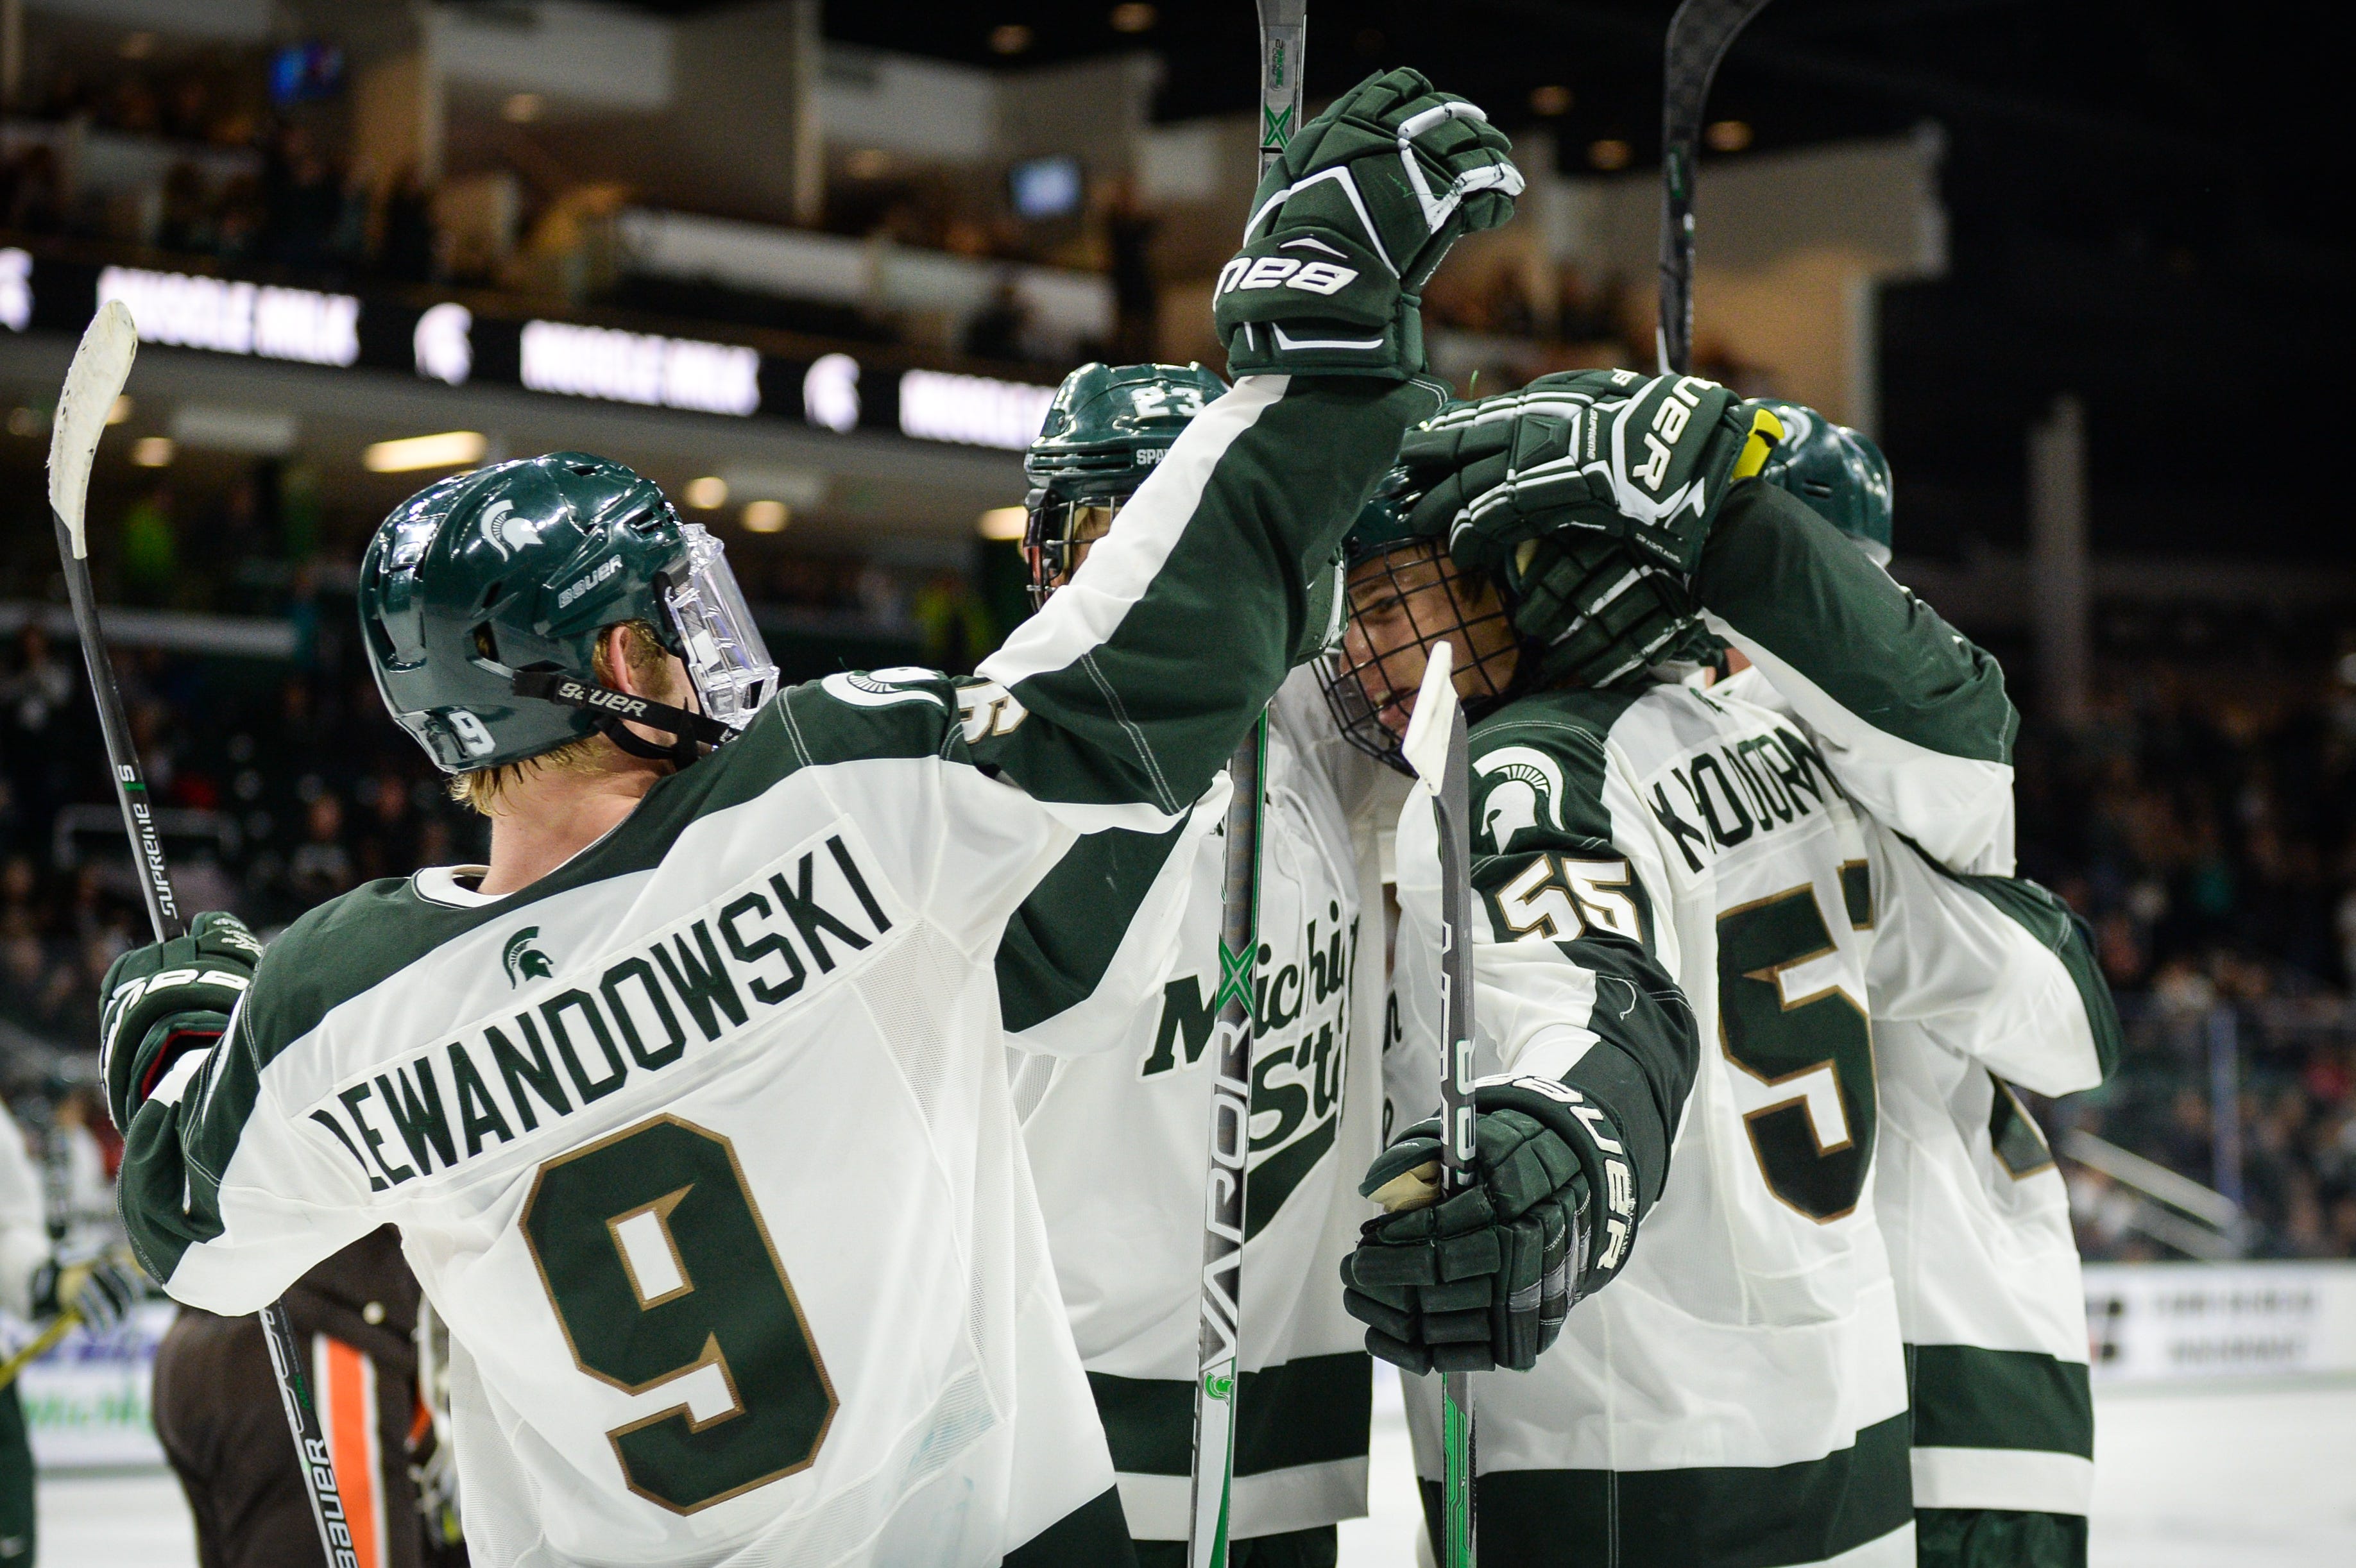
{"left": 48, "top": 300, "right": 140, "bottom": 558}
{"left": 1401, "top": 639, "right": 1458, "bottom": 793}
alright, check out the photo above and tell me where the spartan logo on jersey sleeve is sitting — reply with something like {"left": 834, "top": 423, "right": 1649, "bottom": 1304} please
{"left": 303, "top": 829, "right": 898, "bottom": 1193}
{"left": 1140, "top": 904, "right": 1361, "bottom": 1239}
{"left": 1473, "top": 745, "right": 1567, "bottom": 853}
{"left": 503, "top": 928, "right": 554, "bottom": 985}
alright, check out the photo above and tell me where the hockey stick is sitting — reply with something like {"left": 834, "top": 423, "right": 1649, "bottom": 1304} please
{"left": 0, "top": 1308, "right": 79, "bottom": 1392}
{"left": 1184, "top": 8, "right": 1307, "bottom": 1565}
{"left": 47, "top": 302, "right": 358, "bottom": 1568}
{"left": 1401, "top": 640, "right": 1477, "bottom": 1567}
{"left": 1658, "top": 0, "right": 1775, "bottom": 375}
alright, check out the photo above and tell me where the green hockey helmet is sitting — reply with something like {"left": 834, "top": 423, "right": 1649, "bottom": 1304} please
{"left": 1022, "top": 361, "right": 1227, "bottom": 605}
{"left": 359, "top": 452, "right": 778, "bottom": 773}
{"left": 1754, "top": 399, "right": 1893, "bottom": 565}
{"left": 1318, "top": 464, "right": 1519, "bottom": 772}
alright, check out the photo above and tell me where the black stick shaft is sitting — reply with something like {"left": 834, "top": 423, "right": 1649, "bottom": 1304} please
{"left": 1658, "top": 0, "right": 1775, "bottom": 374}
{"left": 53, "top": 515, "right": 180, "bottom": 941}
{"left": 51, "top": 509, "right": 354, "bottom": 1568}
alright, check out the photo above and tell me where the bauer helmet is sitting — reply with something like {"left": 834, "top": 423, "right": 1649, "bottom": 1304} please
{"left": 359, "top": 452, "right": 777, "bottom": 773}
{"left": 1754, "top": 398, "right": 1893, "bottom": 565}
{"left": 1317, "top": 466, "right": 1520, "bottom": 772}
{"left": 1022, "top": 361, "right": 1227, "bottom": 606}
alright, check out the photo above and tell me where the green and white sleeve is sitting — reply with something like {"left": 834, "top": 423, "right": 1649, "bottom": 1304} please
{"left": 973, "top": 374, "right": 1444, "bottom": 828}
{"left": 1392, "top": 691, "right": 1702, "bottom": 1285}
{"left": 1695, "top": 481, "right": 2019, "bottom": 876}
{"left": 977, "top": 374, "right": 1440, "bottom": 1041}
{"left": 1863, "top": 827, "right": 2122, "bottom": 1098}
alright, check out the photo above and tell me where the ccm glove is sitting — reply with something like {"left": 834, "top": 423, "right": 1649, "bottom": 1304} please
{"left": 99, "top": 910, "right": 262, "bottom": 1132}
{"left": 1401, "top": 370, "right": 1784, "bottom": 577}
{"left": 1217, "top": 67, "right": 1521, "bottom": 380}
{"left": 31, "top": 1248, "right": 144, "bottom": 1333}
{"left": 1342, "top": 1107, "right": 1587, "bottom": 1374}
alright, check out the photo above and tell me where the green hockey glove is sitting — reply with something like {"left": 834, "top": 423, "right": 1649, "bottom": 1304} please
{"left": 31, "top": 1247, "right": 144, "bottom": 1333}
{"left": 1341, "top": 1107, "right": 1587, "bottom": 1374}
{"left": 1217, "top": 67, "right": 1521, "bottom": 380}
{"left": 1342, "top": 1071, "right": 1648, "bottom": 1374}
{"left": 99, "top": 910, "right": 262, "bottom": 1132}
{"left": 1504, "top": 533, "right": 1704, "bottom": 690}
{"left": 1401, "top": 370, "right": 1784, "bottom": 577}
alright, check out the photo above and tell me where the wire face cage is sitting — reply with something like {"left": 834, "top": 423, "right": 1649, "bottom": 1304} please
{"left": 1022, "top": 492, "right": 1127, "bottom": 608}
{"left": 1319, "top": 537, "right": 1519, "bottom": 773}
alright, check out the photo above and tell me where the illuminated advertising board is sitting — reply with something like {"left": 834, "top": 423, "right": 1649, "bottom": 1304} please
{"left": 10, "top": 253, "right": 1057, "bottom": 452}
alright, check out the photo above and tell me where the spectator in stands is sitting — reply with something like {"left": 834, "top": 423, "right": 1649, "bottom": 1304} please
{"left": 119, "top": 489, "right": 180, "bottom": 606}
{"left": 1, "top": 628, "right": 71, "bottom": 739}
{"left": 0, "top": 144, "right": 65, "bottom": 234}
{"left": 962, "top": 276, "right": 1031, "bottom": 362}
{"left": 380, "top": 166, "right": 439, "bottom": 282}
{"left": 287, "top": 790, "right": 354, "bottom": 907}
{"left": 260, "top": 123, "right": 341, "bottom": 272}
{"left": 158, "top": 159, "right": 217, "bottom": 254}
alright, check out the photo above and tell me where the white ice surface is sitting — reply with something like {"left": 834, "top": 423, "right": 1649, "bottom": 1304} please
{"left": 37, "top": 1370, "right": 2356, "bottom": 1566}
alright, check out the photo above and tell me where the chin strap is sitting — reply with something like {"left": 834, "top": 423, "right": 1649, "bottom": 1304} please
{"left": 512, "top": 670, "right": 733, "bottom": 769}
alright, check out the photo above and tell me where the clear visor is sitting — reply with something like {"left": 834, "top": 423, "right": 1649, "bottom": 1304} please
{"left": 663, "top": 523, "right": 779, "bottom": 731}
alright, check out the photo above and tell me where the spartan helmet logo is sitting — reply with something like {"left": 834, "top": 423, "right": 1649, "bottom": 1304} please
{"left": 1473, "top": 745, "right": 1568, "bottom": 851}
{"left": 502, "top": 927, "right": 554, "bottom": 986}
{"left": 479, "top": 499, "right": 543, "bottom": 558}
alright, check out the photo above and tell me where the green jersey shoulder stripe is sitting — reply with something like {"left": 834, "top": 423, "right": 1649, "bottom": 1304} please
{"left": 1698, "top": 483, "right": 2017, "bottom": 876}
{"left": 996, "top": 817, "right": 1191, "bottom": 1035}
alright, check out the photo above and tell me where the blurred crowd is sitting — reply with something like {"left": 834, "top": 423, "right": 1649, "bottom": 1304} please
{"left": 2016, "top": 642, "right": 2356, "bottom": 1261}
{"left": 2, "top": 62, "right": 439, "bottom": 286}
{"left": 1, "top": 621, "right": 482, "bottom": 1104}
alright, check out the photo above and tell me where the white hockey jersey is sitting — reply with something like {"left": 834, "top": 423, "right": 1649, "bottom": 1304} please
{"left": 1879, "top": 993, "right": 2113, "bottom": 1520}
{"left": 108, "top": 372, "right": 1445, "bottom": 1568}
{"left": 0, "top": 1101, "right": 52, "bottom": 1324}
{"left": 1740, "top": 527, "right": 2120, "bottom": 1525}
{"left": 1386, "top": 483, "right": 2054, "bottom": 1567}
{"left": 1009, "top": 668, "right": 1404, "bottom": 1540}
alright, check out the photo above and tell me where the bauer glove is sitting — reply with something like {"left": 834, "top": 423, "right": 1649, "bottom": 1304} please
{"left": 1488, "top": 531, "right": 1706, "bottom": 690}
{"left": 99, "top": 910, "right": 262, "bottom": 1132}
{"left": 32, "top": 1247, "right": 144, "bottom": 1333}
{"left": 1401, "top": 370, "right": 1785, "bottom": 579}
{"left": 1343, "top": 1107, "right": 1585, "bottom": 1374}
{"left": 1216, "top": 67, "right": 1521, "bottom": 380}
{"left": 1342, "top": 1072, "right": 1647, "bottom": 1374}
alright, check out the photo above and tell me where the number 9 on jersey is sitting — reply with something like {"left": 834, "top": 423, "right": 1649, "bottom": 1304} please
{"left": 522, "top": 1116, "right": 837, "bottom": 1514}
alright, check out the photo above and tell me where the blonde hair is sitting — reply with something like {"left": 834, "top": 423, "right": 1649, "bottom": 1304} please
{"left": 449, "top": 620, "right": 672, "bottom": 817}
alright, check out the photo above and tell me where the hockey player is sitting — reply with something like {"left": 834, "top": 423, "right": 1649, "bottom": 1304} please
{"left": 92, "top": 70, "right": 1517, "bottom": 1568}
{"left": 1003, "top": 362, "right": 1406, "bottom": 1564}
{"left": 151, "top": 1226, "right": 451, "bottom": 1568}
{"left": 1753, "top": 405, "right": 2117, "bottom": 1568}
{"left": 1333, "top": 370, "right": 2077, "bottom": 1567}
{"left": 1, "top": 1092, "right": 141, "bottom": 1564}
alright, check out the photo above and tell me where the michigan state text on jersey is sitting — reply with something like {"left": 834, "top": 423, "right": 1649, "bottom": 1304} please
{"left": 1002, "top": 362, "right": 1408, "bottom": 1554}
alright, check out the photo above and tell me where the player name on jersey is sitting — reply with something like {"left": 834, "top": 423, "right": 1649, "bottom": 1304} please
{"left": 1642, "top": 716, "right": 1841, "bottom": 872}
{"left": 305, "top": 833, "right": 893, "bottom": 1191}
